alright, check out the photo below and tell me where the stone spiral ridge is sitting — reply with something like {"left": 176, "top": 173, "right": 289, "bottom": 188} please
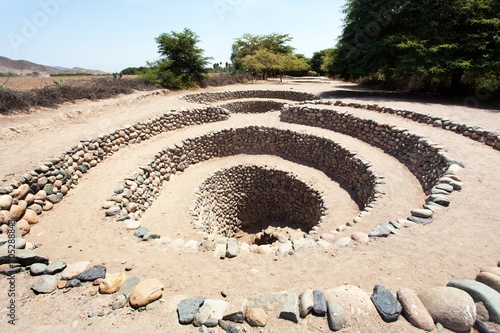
{"left": 181, "top": 90, "right": 317, "bottom": 104}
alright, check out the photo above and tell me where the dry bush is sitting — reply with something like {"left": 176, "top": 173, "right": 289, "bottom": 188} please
{"left": 200, "top": 73, "right": 252, "bottom": 87}
{"left": 0, "top": 78, "right": 158, "bottom": 114}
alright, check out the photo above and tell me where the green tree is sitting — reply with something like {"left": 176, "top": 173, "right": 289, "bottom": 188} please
{"left": 311, "top": 49, "right": 336, "bottom": 76}
{"left": 231, "top": 33, "right": 295, "bottom": 70}
{"left": 328, "top": 0, "right": 499, "bottom": 90}
{"left": 140, "top": 28, "right": 211, "bottom": 89}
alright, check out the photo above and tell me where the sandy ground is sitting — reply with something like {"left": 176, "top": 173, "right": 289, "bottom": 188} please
{"left": 0, "top": 80, "right": 499, "bottom": 333}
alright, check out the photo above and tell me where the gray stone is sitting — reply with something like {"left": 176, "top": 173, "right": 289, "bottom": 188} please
{"left": 313, "top": 290, "right": 327, "bottom": 316}
{"left": 193, "top": 303, "right": 212, "bottom": 327}
{"left": 411, "top": 208, "right": 433, "bottom": 218}
{"left": 178, "top": 297, "right": 205, "bottom": 325}
{"left": 408, "top": 215, "right": 433, "bottom": 224}
{"left": 46, "top": 260, "right": 67, "bottom": 274}
{"left": 447, "top": 279, "right": 500, "bottom": 324}
{"left": 112, "top": 275, "right": 142, "bottom": 310}
{"left": 369, "top": 223, "right": 391, "bottom": 237}
{"left": 226, "top": 238, "right": 239, "bottom": 258}
{"left": 66, "top": 279, "right": 82, "bottom": 288}
{"left": 327, "top": 301, "right": 346, "bottom": 331}
{"left": 428, "top": 195, "right": 450, "bottom": 207}
{"left": 32, "top": 275, "right": 58, "bottom": 294}
{"left": 75, "top": 265, "right": 106, "bottom": 282}
{"left": 371, "top": 285, "right": 402, "bottom": 322}
{"left": 143, "top": 232, "right": 160, "bottom": 240}
{"left": 3, "top": 267, "right": 22, "bottom": 276}
{"left": 105, "top": 207, "right": 121, "bottom": 216}
{"left": 218, "top": 320, "right": 241, "bottom": 333}
{"left": 47, "top": 193, "right": 63, "bottom": 204}
{"left": 280, "top": 292, "right": 300, "bottom": 323}
{"left": 30, "top": 263, "right": 47, "bottom": 276}
{"left": 0, "top": 248, "right": 49, "bottom": 266}
{"left": 299, "top": 289, "right": 314, "bottom": 317}
{"left": 435, "top": 184, "right": 454, "bottom": 193}
{"left": 198, "top": 240, "right": 215, "bottom": 252}
{"left": 419, "top": 286, "right": 476, "bottom": 331}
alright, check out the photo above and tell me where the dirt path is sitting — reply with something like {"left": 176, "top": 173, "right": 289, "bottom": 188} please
{"left": 0, "top": 81, "right": 499, "bottom": 333}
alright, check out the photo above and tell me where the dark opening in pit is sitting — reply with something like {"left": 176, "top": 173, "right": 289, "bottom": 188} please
{"left": 193, "top": 165, "right": 325, "bottom": 245}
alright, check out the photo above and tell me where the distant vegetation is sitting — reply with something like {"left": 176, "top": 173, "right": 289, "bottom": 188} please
{"left": 50, "top": 73, "right": 94, "bottom": 77}
{"left": 0, "top": 77, "right": 157, "bottom": 114}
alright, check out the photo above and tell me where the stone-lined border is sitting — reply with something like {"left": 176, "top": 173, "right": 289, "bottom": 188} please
{"left": 219, "top": 100, "right": 286, "bottom": 114}
{"left": 302, "top": 99, "right": 500, "bottom": 150}
{"left": 193, "top": 165, "right": 325, "bottom": 240}
{"left": 105, "top": 126, "right": 380, "bottom": 245}
{"left": 0, "top": 107, "right": 229, "bottom": 238}
{"left": 281, "top": 106, "right": 458, "bottom": 194}
{"left": 181, "top": 90, "right": 317, "bottom": 104}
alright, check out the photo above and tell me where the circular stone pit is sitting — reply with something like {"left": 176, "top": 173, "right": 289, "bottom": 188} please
{"left": 193, "top": 165, "right": 325, "bottom": 245}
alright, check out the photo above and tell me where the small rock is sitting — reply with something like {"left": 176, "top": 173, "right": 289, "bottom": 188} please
{"left": 178, "top": 297, "right": 205, "bottom": 325}
{"left": 327, "top": 301, "right": 346, "bottom": 331}
{"left": 124, "top": 219, "right": 141, "bottom": 230}
{"left": 351, "top": 232, "right": 369, "bottom": 243}
{"left": 57, "top": 280, "right": 67, "bottom": 289}
{"left": 370, "top": 285, "right": 402, "bottom": 322}
{"left": 66, "top": 279, "right": 82, "bottom": 288}
{"left": 226, "top": 238, "right": 239, "bottom": 258}
{"left": 32, "top": 275, "right": 59, "bottom": 294}
{"left": 204, "top": 299, "right": 229, "bottom": 321}
{"left": 183, "top": 240, "right": 199, "bottom": 251}
{"left": 0, "top": 195, "right": 12, "bottom": 210}
{"left": 476, "top": 272, "right": 500, "bottom": 293}
{"left": 61, "top": 261, "right": 91, "bottom": 280}
{"left": 410, "top": 208, "right": 433, "bottom": 218}
{"left": 280, "top": 292, "right": 300, "bottom": 323}
{"left": 313, "top": 290, "right": 327, "bottom": 316}
{"left": 397, "top": 287, "right": 434, "bottom": 331}
{"left": 99, "top": 272, "right": 128, "bottom": 294}
{"left": 447, "top": 279, "right": 500, "bottom": 324}
{"left": 335, "top": 237, "right": 351, "bottom": 247}
{"left": 134, "top": 227, "right": 149, "bottom": 238}
{"left": 299, "top": 289, "right": 314, "bottom": 317}
{"left": 15, "top": 219, "right": 31, "bottom": 236}
{"left": 198, "top": 240, "right": 215, "bottom": 252}
{"left": 223, "top": 299, "right": 247, "bottom": 323}
{"left": 278, "top": 241, "right": 293, "bottom": 255}
{"left": 245, "top": 307, "right": 268, "bottom": 327}
{"left": 143, "top": 232, "right": 160, "bottom": 240}
{"left": 46, "top": 260, "right": 67, "bottom": 274}
{"left": 474, "top": 319, "right": 497, "bottom": 333}
{"left": 9, "top": 205, "right": 24, "bottom": 221}
{"left": 23, "top": 209, "right": 39, "bottom": 224}
{"left": 30, "top": 263, "right": 48, "bottom": 276}
{"left": 408, "top": 216, "right": 433, "bottom": 224}
{"left": 369, "top": 223, "right": 391, "bottom": 237}
{"left": 419, "top": 286, "right": 476, "bottom": 331}
{"left": 75, "top": 265, "right": 106, "bottom": 282}
{"left": 193, "top": 303, "right": 212, "bottom": 327}
{"left": 105, "top": 207, "right": 121, "bottom": 217}
{"left": 476, "top": 302, "right": 490, "bottom": 322}
{"left": 292, "top": 238, "right": 316, "bottom": 250}
{"left": 129, "top": 278, "right": 164, "bottom": 308}
{"left": 0, "top": 249, "right": 49, "bottom": 266}
{"left": 112, "top": 275, "right": 142, "bottom": 310}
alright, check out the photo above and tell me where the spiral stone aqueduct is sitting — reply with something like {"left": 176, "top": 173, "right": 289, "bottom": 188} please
{"left": 0, "top": 82, "right": 499, "bottom": 332}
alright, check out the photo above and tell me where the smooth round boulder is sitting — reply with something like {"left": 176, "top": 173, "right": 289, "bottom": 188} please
{"left": 0, "top": 195, "right": 12, "bottom": 210}
{"left": 419, "top": 287, "right": 476, "bottom": 332}
{"left": 99, "top": 272, "right": 128, "bottom": 294}
{"left": 16, "top": 219, "right": 31, "bottom": 236}
{"left": 23, "top": 209, "right": 40, "bottom": 224}
{"left": 9, "top": 205, "right": 24, "bottom": 221}
{"left": 397, "top": 288, "right": 434, "bottom": 331}
{"left": 476, "top": 272, "right": 500, "bottom": 293}
{"left": 129, "top": 278, "right": 164, "bottom": 308}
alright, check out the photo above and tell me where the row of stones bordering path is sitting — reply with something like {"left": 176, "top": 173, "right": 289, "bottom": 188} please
{"left": 0, "top": 89, "right": 498, "bottom": 332}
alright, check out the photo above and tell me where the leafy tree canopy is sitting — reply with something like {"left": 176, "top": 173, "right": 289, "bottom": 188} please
{"left": 140, "top": 28, "right": 211, "bottom": 89}
{"left": 327, "top": 0, "right": 500, "bottom": 90}
{"left": 232, "top": 32, "right": 309, "bottom": 80}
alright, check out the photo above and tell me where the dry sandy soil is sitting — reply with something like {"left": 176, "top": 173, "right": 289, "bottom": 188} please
{"left": 0, "top": 79, "right": 499, "bottom": 333}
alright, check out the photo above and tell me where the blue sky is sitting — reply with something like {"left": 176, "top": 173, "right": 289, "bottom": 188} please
{"left": 0, "top": 0, "right": 346, "bottom": 72}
